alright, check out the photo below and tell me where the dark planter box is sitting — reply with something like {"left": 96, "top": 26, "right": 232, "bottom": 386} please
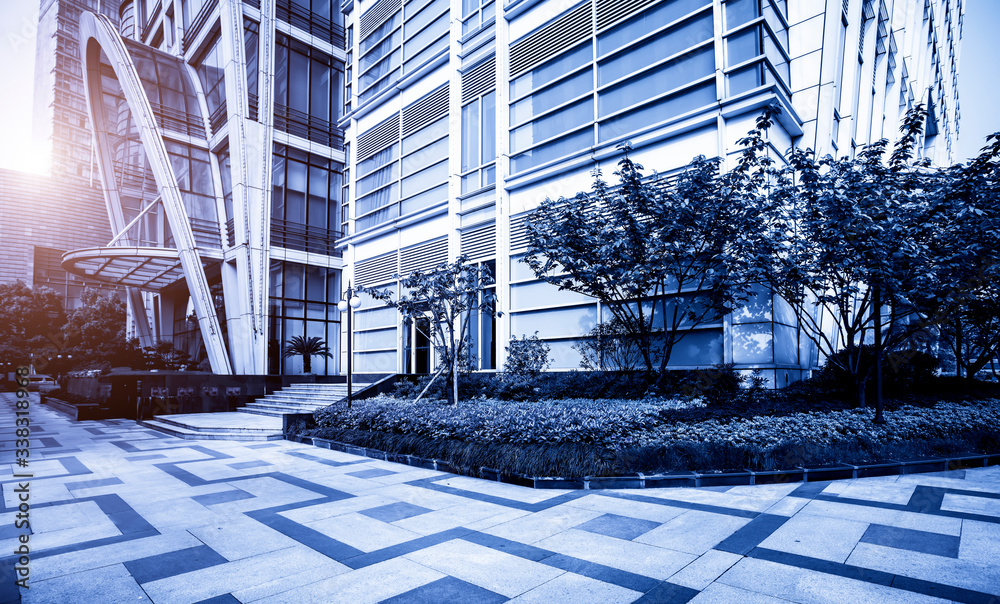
{"left": 587, "top": 475, "right": 643, "bottom": 489}
{"left": 895, "top": 457, "right": 947, "bottom": 474}
{"left": 985, "top": 453, "right": 1000, "bottom": 467}
{"left": 947, "top": 454, "right": 987, "bottom": 470}
{"left": 480, "top": 467, "right": 500, "bottom": 481}
{"left": 534, "top": 477, "right": 586, "bottom": 489}
{"left": 697, "top": 471, "right": 753, "bottom": 487}
{"left": 752, "top": 469, "right": 804, "bottom": 485}
{"left": 644, "top": 473, "right": 697, "bottom": 488}
{"left": 854, "top": 461, "right": 901, "bottom": 478}
{"left": 499, "top": 472, "right": 535, "bottom": 488}
{"left": 434, "top": 460, "right": 458, "bottom": 474}
{"left": 802, "top": 464, "right": 855, "bottom": 482}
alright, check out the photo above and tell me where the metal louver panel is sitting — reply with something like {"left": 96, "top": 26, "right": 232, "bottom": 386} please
{"left": 401, "top": 84, "right": 449, "bottom": 135}
{"left": 357, "top": 115, "right": 400, "bottom": 160}
{"left": 509, "top": 213, "right": 531, "bottom": 252}
{"left": 400, "top": 236, "right": 448, "bottom": 274}
{"left": 461, "top": 222, "right": 495, "bottom": 260}
{"left": 509, "top": 2, "right": 592, "bottom": 78}
{"left": 360, "top": 0, "right": 401, "bottom": 40}
{"left": 461, "top": 56, "right": 496, "bottom": 103}
{"left": 596, "top": 0, "right": 657, "bottom": 32}
{"left": 355, "top": 251, "right": 399, "bottom": 286}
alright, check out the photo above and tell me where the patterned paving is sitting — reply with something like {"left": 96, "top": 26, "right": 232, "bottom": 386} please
{"left": 2, "top": 392, "right": 1000, "bottom": 603}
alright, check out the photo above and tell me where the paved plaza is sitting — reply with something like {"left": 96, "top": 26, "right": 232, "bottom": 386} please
{"left": 1, "top": 393, "right": 999, "bottom": 603}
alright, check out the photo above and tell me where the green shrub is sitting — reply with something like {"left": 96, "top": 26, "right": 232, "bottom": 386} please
{"left": 814, "top": 345, "right": 940, "bottom": 400}
{"left": 502, "top": 333, "right": 551, "bottom": 382}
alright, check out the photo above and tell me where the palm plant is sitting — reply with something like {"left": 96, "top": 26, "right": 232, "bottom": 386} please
{"left": 281, "top": 336, "right": 333, "bottom": 374}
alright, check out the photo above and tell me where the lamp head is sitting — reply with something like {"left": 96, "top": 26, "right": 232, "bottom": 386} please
{"left": 337, "top": 300, "right": 348, "bottom": 312}
{"left": 349, "top": 294, "right": 361, "bottom": 309}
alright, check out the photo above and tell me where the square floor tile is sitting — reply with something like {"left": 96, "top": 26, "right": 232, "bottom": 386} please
{"left": 575, "top": 513, "right": 660, "bottom": 541}
{"left": 348, "top": 468, "right": 398, "bottom": 479}
{"left": 359, "top": 501, "right": 433, "bottom": 523}
{"left": 381, "top": 576, "right": 506, "bottom": 603}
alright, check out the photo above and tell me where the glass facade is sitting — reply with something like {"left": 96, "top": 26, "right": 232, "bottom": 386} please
{"left": 509, "top": 0, "right": 718, "bottom": 174}
{"left": 268, "top": 261, "right": 341, "bottom": 374}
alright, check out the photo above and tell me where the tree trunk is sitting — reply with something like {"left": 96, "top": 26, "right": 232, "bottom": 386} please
{"left": 872, "top": 285, "right": 885, "bottom": 424}
{"left": 954, "top": 319, "right": 964, "bottom": 378}
{"left": 303, "top": 354, "right": 312, "bottom": 374}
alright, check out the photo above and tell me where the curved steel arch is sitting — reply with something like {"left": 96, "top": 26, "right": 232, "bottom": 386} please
{"left": 78, "top": 12, "right": 233, "bottom": 374}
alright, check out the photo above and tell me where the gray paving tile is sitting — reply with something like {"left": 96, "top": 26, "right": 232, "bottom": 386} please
{"left": 358, "top": 501, "right": 432, "bottom": 523}
{"left": 860, "top": 524, "right": 960, "bottom": 558}
{"left": 576, "top": 513, "right": 661, "bottom": 540}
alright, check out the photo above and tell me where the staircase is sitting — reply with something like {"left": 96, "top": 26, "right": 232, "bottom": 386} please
{"left": 139, "top": 381, "right": 373, "bottom": 441}
{"left": 237, "top": 381, "right": 374, "bottom": 417}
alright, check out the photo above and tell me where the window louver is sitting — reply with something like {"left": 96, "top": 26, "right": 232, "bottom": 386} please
{"left": 461, "top": 56, "right": 496, "bottom": 103}
{"left": 400, "top": 236, "right": 449, "bottom": 274}
{"left": 460, "top": 222, "right": 495, "bottom": 260}
{"left": 360, "top": 0, "right": 402, "bottom": 40}
{"left": 357, "top": 114, "right": 400, "bottom": 161}
{"left": 401, "top": 84, "right": 449, "bottom": 135}
{"left": 509, "top": 2, "right": 592, "bottom": 78}
{"left": 355, "top": 251, "right": 399, "bottom": 286}
{"left": 509, "top": 213, "right": 531, "bottom": 252}
{"left": 596, "top": 0, "right": 657, "bottom": 32}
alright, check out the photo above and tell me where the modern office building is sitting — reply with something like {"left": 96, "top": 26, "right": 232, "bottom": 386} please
{"left": 67, "top": 0, "right": 961, "bottom": 382}
{"left": 338, "top": 0, "right": 962, "bottom": 385}
{"left": 0, "top": 0, "right": 120, "bottom": 312}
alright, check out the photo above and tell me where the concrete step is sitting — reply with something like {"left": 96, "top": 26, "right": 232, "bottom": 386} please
{"left": 139, "top": 412, "right": 283, "bottom": 441}
{"left": 236, "top": 407, "right": 292, "bottom": 417}
{"left": 244, "top": 401, "right": 326, "bottom": 411}
{"left": 240, "top": 404, "right": 323, "bottom": 416}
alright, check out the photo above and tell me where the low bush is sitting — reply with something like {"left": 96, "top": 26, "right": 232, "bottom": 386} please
{"left": 812, "top": 345, "right": 940, "bottom": 400}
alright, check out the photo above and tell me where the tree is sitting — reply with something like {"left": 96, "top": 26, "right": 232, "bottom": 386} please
{"left": 904, "top": 132, "right": 1000, "bottom": 379}
{"left": 525, "top": 110, "right": 775, "bottom": 377}
{"left": 765, "top": 104, "right": 954, "bottom": 416}
{"left": 62, "top": 288, "right": 138, "bottom": 370}
{"left": 365, "top": 254, "right": 494, "bottom": 405}
{"left": 281, "top": 336, "right": 333, "bottom": 374}
{"left": 0, "top": 281, "right": 66, "bottom": 371}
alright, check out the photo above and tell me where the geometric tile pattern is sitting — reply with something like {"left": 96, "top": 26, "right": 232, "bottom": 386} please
{"left": 2, "top": 392, "right": 1000, "bottom": 603}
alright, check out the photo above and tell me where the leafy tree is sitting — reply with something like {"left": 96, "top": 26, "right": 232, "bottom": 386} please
{"left": 365, "top": 254, "right": 494, "bottom": 405}
{"left": 525, "top": 110, "right": 775, "bottom": 377}
{"left": 62, "top": 288, "right": 140, "bottom": 370}
{"left": 764, "top": 104, "right": 963, "bottom": 417}
{"left": 281, "top": 336, "right": 333, "bottom": 374}
{"left": 0, "top": 281, "right": 66, "bottom": 370}
{"left": 904, "top": 132, "right": 1000, "bottom": 379}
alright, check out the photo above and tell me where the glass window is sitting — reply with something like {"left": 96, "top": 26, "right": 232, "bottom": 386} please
{"left": 195, "top": 35, "right": 225, "bottom": 115}
{"left": 402, "top": 116, "right": 448, "bottom": 154}
{"left": 599, "top": 82, "right": 715, "bottom": 142}
{"left": 725, "top": 0, "right": 760, "bottom": 30}
{"left": 510, "top": 69, "right": 591, "bottom": 126}
{"left": 510, "top": 41, "right": 592, "bottom": 100}
{"left": 599, "top": 46, "right": 714, "bottom": 117}
{"left": 727, "top": 25, "right": 761, "bottom": 66}
{"left": 401, "top": 160, "right": 448, "bottom": 197}
{"left": 598, "top": 13, "right": 713, "bottom": 85}
{"left": 598, "top": 0, "right": 710, "bottom": 56}
{"left": 511, "top": 128, "right": 593, "bottom": 173}
{"left": 510, "top": 97, "right": 592, "bottom": 153}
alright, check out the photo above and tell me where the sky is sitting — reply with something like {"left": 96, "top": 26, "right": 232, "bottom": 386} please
{"left": 0, "top": 1, "right": 997, "bottom": 173}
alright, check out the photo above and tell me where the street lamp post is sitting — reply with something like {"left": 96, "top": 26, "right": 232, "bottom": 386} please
{"left": 337, "top": 283, "right": 362, "bottom": 409}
